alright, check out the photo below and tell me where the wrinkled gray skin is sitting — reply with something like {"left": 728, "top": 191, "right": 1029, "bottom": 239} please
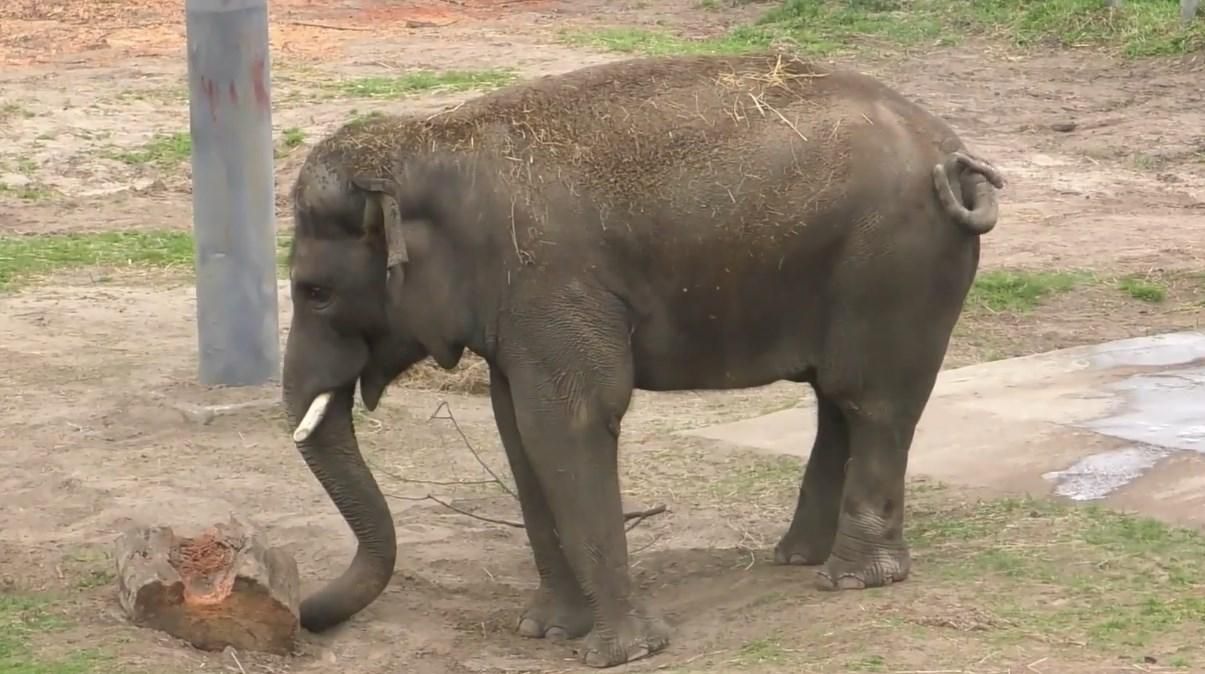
{"left": 281, "top": 53, "right": 1004, "bottom": 668}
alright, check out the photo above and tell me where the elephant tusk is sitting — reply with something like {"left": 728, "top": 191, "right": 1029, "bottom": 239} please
{"left": 293, "top": 391, "right": 333, "bottom": 443}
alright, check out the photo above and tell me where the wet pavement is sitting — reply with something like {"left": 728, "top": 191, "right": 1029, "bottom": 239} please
{"left": 682, "top": 332, "right": 1205, "bottom": 527}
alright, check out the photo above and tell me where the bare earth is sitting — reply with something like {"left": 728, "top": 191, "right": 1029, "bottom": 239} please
{"left": 2, "top": 1, "right": 1204, "bottom": 673}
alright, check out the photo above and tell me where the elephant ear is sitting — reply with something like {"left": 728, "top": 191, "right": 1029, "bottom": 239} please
{"left": 350, "top": 175, "right": 408, "bottom": 269}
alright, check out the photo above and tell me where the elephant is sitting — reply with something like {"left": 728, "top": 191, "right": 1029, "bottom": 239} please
{"left": 280, "top": 52, "right": 1005, "bottom": 668}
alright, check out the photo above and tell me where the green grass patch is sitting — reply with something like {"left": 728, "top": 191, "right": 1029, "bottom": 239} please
{"left": 275, "top": 127, "right": 308, "bottom": 158}
{"left": 559, "top": 26, "right": 774, "bottom": 56}
{"left": 761, "top": 0, "right": 1205, "bottom": 56}
{"left": 0, "top": 158, "right": 55, "bottom": 202}
{"left": 59, "top": 547, "right": 116, "bottom": 592}
{"left": 0, "top": 594, "right": 106, "bottom": 673}
{"left": 567, "top": 0, "right": 1204, "bottom": 58}
{"left": 964, "top": 0, "right": 1205, "bottom": 56}
{"left": 0, "top": 102, "right": 36, "bottom": 120}
{"left": 905, "top": 484, "right": 1205, "bottom": 657}
{"left": 596, "top": 448, "right": 1205, "bottom": 671}
{"left": 698, "top": 0, "right": 760, "bottom": 9}
{"left": 846, "top": 654, "right": 887, "bottom": 672}
{"left": 108, "top": 132, "right": 191, "bottom": 168}
{"left": 0, "top": 231, "right": 295, "bottom": 291}
{"left": 0, "top": 232, "right": 194, "bottom": 290}
{"left": 709, "top": 454, "right": 800, "bottom": 500}
{"left": 281, "top": 127, "right": 306, "bottom": 148}
{"left": 345, "top": 109, "right": 388, "bottom": 126}
{"left": 734, "top": 636, "right": 789, "bottom": 665}
{"left": 112, "top": 86, "right": 187, "bottom": 105}
{"left": 333, "top": 69, "right": 518, "bottom": 99}
{"left": 966, "top": 270, "right": 1085, "bottom": 312}
{"left": 0, "top": 181, "right": 56, "bottom": 202}
{"left": 1118, "top": 274, "right": 1167, "bottom": 303}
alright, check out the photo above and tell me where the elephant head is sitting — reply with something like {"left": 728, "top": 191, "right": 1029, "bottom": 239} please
{"left": 281, "top": 150, "right": 489, "bottom": 631}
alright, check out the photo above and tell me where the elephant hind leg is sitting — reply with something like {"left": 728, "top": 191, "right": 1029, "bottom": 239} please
{"left": 814, "top": 397, "right": 917, "bottom": 590}
{"left": 774, "top": 388, "right": 850, "bottom": 566}
{"left": 810, "top": 255, "right": 967, "bottom": 590}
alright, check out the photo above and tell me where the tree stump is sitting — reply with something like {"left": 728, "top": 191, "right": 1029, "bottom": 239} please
{"left": 114, "top": 515, "right": 301, "bottom": 655}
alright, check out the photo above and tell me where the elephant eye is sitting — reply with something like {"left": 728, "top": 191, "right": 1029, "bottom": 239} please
{"left": 303, "top": 283, "right": 333, "bottom": 307}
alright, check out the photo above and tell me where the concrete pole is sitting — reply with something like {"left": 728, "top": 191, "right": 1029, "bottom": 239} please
{"left": 186, "top": 0, "right": 280, "bottom": 386}
{"left": 1184, "top": 0, "right": 1200, "bottom": 26}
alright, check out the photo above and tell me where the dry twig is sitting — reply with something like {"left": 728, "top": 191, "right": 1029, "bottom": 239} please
{"left": 625, "top": 505, "right": 668, "bottom": 531}
{"left": 374, "top": 401, "right": 668, "bottom": 532}
{"left": 428, "top": 400, "right": 516, "bottom": 498}
{"left": 387, "top": 492, "right": 525, "bottom": 529}
{"left": 287, "top": 21, "right": 373, "bottom": 32}
{"left": 225, "top": 649, "right": 247, "bottom": 674}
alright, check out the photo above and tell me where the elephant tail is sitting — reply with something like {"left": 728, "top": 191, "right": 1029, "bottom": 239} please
{"left": 932, "top": 150, "right": 1006, "bottom": 236}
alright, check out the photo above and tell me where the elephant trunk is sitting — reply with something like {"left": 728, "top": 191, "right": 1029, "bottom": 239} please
{"left": 283, "top": 384, "right": 397, "bottom": 632}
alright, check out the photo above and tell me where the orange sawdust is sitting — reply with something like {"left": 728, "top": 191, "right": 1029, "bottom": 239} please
{"left": 0, "top": 0, "right": 550, "bottom": 67}
{"left": 175, "top": 529, "right": 234, "bottom": 578}
{"left": 359, "top": 0, "right": 549, "bottom": 24}
{"left": 171, "top": 529, "right": 238, "bottom": 606}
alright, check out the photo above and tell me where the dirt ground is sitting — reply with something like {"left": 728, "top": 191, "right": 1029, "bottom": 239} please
{"left": 2, "top": 1, "right": 1204, "bottom": 673}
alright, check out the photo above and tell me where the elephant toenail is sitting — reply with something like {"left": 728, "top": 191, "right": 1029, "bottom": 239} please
{"left": 837, "top": 574, "right": 866, "bottom": 590}
{"left": 518, "top": 617, "right": 544, "bottom": 638}
{"left": 584, "top": 650, "right": 611, "bottom": 668}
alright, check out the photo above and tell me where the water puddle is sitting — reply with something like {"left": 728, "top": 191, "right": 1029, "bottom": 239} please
{"left": 1085, "top": 331, "right": 1205, "bottom": 370}
{"left": 1077, "top": 367, "right": 1205, "bottom": 454}
{"left": 1041, "top": 333, "right": 1205, "bottom": 501}
{"left": 1042, "top": 445, "right": 1172, "bottom": 501}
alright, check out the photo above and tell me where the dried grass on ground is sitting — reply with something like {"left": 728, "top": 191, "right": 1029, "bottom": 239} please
{"left": 396, "top": 356, "right": 491, "bottom": 395}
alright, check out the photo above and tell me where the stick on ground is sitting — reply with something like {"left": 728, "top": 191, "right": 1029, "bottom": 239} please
{"left": 376, "top": 401, "right": 670, "bottom": 533}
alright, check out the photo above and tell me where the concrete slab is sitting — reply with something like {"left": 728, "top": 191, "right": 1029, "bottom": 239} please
{"left": 680, "top": 332, "right": 1205, "bottom": 528}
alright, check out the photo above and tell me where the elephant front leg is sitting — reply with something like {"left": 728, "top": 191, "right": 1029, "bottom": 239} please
{"left": 490, "top": 369, "right": 592, "bottom": 640}
{"left": 815, "top": 400, "right": 916, "bottom": 591}
{"left": 775, "top": 391, "right": 849, "bottom": 566}
{"left": 511, "top": 399, "right": 669, "bottom": 667}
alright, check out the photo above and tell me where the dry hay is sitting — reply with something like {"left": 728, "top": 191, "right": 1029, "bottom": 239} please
{"left": 298, "top": 52, "right": 854, "bottom": 262}
{"left": 712, "top": 53, "right": 834, "bottom": 139}
{"left": 395, "top": 354, "right": 490, "bottom": 395}
{"left": 713, "top": 52, "right": 830, "bottom": 92}
{"left": 308, "top": 52, "right": 836, "bottom": 187}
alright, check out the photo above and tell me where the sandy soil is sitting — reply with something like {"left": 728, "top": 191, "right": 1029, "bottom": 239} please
{"left": 2, "top": 1, "right": 1204, "bottom": 672}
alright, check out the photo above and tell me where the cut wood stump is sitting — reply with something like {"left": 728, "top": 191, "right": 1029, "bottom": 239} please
{"left": 114, "top": 515, "right": 300, "bottom": 655}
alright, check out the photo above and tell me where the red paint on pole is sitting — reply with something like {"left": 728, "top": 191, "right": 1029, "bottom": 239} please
{"left": 228, "top": 81, "right": 238, "bottom": 104}
{"left": 251, "top": 56, "right": 269, "bottom": 110}
{"left": 201, "top": 76, "right": 219, "bottom": 123}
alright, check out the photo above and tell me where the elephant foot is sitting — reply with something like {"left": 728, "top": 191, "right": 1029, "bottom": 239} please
{"left": 772, "top": 530, "right": 832, "bottom": 566}
{"left": 517, "top": 586, "right": 593, "bottom": 641}
{"left": 576, "top": 608, "right": 670, "bottom": 668}
{"left": 814, "top": 534, "right": 910, "bottom": 591}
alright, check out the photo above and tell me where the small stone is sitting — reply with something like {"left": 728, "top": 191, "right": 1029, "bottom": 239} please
{"left": 1051, "top": 121, "right": 1077, "bottom": 133}
{"left": 0, "top": 173, "right": 31, "bottom": 189}
{"left": 131, "top": 177, "right": 161, "bottom": 192}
